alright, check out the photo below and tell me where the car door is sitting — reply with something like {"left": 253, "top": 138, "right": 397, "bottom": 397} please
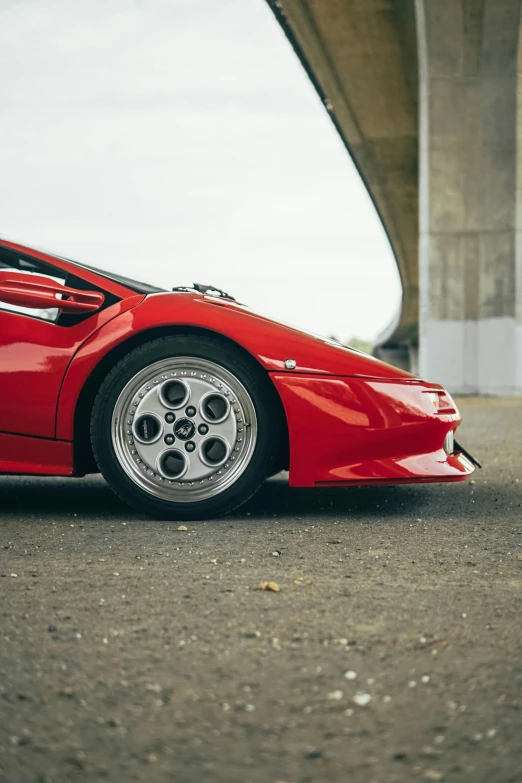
{"left": 0, "top": 246, "right": 130, "bottom": 439}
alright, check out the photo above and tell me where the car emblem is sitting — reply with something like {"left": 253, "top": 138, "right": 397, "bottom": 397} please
{"left": 174, "top": 418, "right": 196, "bottom": 441}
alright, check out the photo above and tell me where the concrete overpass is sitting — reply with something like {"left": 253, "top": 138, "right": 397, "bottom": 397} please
{"left": 267, "top": 0, "right": 522, "bottom": 395}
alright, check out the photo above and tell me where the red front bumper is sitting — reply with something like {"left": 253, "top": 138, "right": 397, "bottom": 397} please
{"left": 270, "top": 374, "right": 475, "bottom": 488}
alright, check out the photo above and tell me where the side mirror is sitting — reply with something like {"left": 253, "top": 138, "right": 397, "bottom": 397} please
{"left": 0, "top": 271, "right": 105, "bottom": 314}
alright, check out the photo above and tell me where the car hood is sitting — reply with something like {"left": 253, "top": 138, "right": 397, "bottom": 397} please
{"left": 162, "top": 293, "right": 418, "bottom": 381}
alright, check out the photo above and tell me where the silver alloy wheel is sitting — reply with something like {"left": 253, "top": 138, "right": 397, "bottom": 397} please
{"left": 111, "top": 357, "right": 258, "bottom": 502}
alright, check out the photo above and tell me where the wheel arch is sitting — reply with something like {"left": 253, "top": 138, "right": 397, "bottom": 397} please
{"left": 71, "top": 324, "right": 289, "bottom": 475}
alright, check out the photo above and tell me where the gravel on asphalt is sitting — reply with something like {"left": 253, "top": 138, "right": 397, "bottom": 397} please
{"left": 0, "top": 397, "right": 521, "bottom": 783}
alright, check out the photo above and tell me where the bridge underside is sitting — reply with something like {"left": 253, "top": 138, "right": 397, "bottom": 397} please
{"left": 268, "top": 0, "right": 419, "bottom": 358}
{"left": 269, "top": 0, "right": 522, "bottom": 393}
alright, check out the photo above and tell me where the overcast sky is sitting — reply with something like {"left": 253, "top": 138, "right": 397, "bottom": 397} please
{"left": 0, "top": 0, "right": 401, "bottom": 342}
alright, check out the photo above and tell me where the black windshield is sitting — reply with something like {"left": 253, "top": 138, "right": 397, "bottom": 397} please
{"left": 51, "top": 253, "right": 166, "bottom": 295}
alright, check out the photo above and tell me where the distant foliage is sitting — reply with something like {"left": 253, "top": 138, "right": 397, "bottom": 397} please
{"left": 345, "top": 336, "right": 374, "bottom": 355}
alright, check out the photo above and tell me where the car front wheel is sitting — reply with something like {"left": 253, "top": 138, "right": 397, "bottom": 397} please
{"left": 90, "top": 335, "right": 281, "bottom": 520}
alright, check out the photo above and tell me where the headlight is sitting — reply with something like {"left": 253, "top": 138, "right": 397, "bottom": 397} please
{"left": 425, "top": 390, "right": 459, "bottom": 415}
{"left": 428, "top": 392, "right": 440, "bottom": 411}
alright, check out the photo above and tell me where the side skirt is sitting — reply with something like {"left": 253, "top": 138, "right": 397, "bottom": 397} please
{"left": 0, "top": 432, "right": 74, "bottom": 476}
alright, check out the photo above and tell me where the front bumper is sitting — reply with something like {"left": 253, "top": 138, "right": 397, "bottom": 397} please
{"left": 270, "top": 373, "right": 477, "bottom": 488}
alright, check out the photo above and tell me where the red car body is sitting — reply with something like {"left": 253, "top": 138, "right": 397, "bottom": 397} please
{"left": 0, "top": 238, "right": 476, "bottom": 487}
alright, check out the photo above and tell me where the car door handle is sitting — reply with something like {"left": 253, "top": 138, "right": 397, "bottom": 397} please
{"left": 0, "top": 271, "right": 105, "bottom": 314}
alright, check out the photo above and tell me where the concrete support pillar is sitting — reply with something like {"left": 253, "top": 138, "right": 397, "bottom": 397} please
{"left": 416, "top": 0, "right": 522, "bottom": 394}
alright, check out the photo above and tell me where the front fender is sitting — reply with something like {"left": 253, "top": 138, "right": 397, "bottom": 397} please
{"left": 56, "top": 292, "right": 414, "bottom": 441}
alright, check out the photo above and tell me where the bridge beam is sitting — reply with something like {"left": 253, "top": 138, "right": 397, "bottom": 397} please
{"left": 417, "top": 0, "right": 522, "bottom": 394}
{"left": 270, "top": 0, "right": 522, "bottom": 392}
{"left": 268, "top": 0, "right": 419, "bottom": 352}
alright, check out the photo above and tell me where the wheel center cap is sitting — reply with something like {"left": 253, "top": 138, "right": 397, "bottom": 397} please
{"left": 174, "top": 418, "right": 196, "bottom": 441}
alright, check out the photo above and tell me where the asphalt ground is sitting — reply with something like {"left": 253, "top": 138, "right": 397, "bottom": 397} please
{"left": 0, "top": 397, "right": 521, "bottom": 783}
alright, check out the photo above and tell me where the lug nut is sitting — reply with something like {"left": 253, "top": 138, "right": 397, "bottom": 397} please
{"left": 164, "top": 434, "right": 175, "bottom": 445}
{"left": 165, "top": 412, "right": 176, "bottom": 424}
{"left": 185, "top": 441, "right": 196, "bottom": 453}
{"left": 198, "top": 423, "right": 209, "bottom": 435}
{"left": 186, "top": 406, "right": 197, "bottom": 418}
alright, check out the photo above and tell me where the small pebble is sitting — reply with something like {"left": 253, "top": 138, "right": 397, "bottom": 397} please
{"left": 259, "top": 581, "right": 280, "bottom": 592}
{"left": 423, "top": 770, "right": 443, "bottom": 781}
{"left": 327, "top": 690, "right": 343, "bottom": 701}
{"left": 353, "top": 692, "right": 371, "bottom": 707}
{"left": 344, "top": 670, "right": 357, "bottom": 680}
{"left": 421, "top": 746, "right": 442, "bottom": 759}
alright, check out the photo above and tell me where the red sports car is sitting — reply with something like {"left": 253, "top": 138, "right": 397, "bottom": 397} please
{"left": 0, "top": 238, "right": 479, "bottom": 519}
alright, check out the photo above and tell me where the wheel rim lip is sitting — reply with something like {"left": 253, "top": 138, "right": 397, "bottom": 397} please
{"left": 111, "top": 356, "right": 258, "bottom": 504}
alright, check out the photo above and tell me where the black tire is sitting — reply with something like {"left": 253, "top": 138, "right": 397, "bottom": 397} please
{"left": 90, "top": 334, "right": 281, "bottom": 519}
